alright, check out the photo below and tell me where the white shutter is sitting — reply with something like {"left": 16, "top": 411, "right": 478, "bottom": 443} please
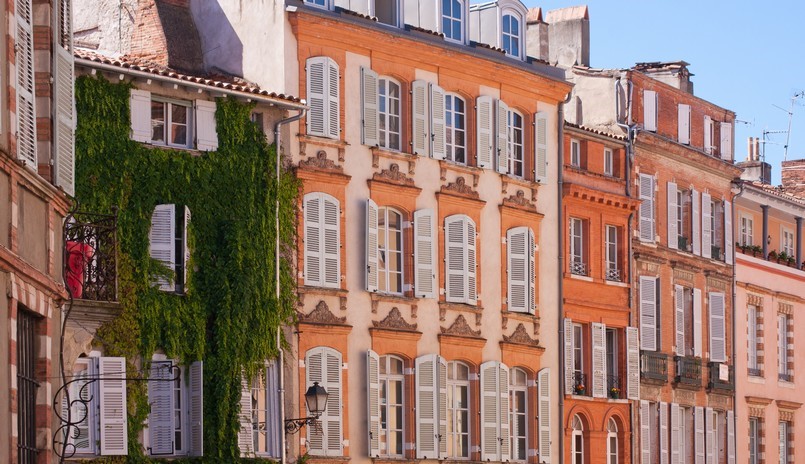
{"left": 640, "top": 401, "right": 651, "bottom": 464}
{"left": 726, "top": 410, "right": 735, "bottom": 464}
{"left": 98, "top": 357, "right": 127, "bottom": 455}
{"left": 705, "top": 408, "right": 714, "bottom": 464}
{"left": 695, "top": 407, "right": 705, "bottom": 464}
{"left": 709, "top": 292, "right": 726, "bottom": 362}
{"left": 702, "top": 192, "right": 712, "bottom": 259}
{"left": 692, "top": 189, "right": 701, "bottom": 255}
{"left": 431, "top": 83, "right": 447, "bottom": 160}
{"left": 675, "top": 285, "right": 685, "bottom": 356}
{"left": 639, "top": 174, "right": 655, "bottom": 242}
{"left": 307, "top": 348, "right": 343, "bottom": 456}
{"left": 678, "top": 104, "right": 691, "bottom": 144}
{"left": 195, "top": 100, "right": 218, "bottom": 151}
{"left": 626, "top": 327, "right": 640, "bottom": 400}
{"left": 412, "top": 80, "right": 430, "bottom": 156}
{"left": 53, "top": 3, "right": 75, "bottom": 195}
{"left": 564, "top": 318, "right": 574, "bottom": 395}
{"left": 668, "top": 182, "right": 678, "bottom": 249}
{"left": 367, "top": 350, "right": 381, "bottom": 457}
{"left": 366, "top": 199, "right": 379, "bottom": 292}
{"left": 304, "top": 193, "right": 340, "bottom": 288}
{"left": 481, "top": 361, "right": 501, "bottom": 460}
{"left": 189, "top": 361, "right": 204, "bottom": 456}
{"left": 414, "top": 209, "right": 436, "bottom": 298}
{"left": 306, "top": 57, "right": 328, "bottom": 137}
{"left": 326, "top": 59, "right": 340, "bottom": 139}
{"left": 361, "top": 67, "right": 379, "bottom": 146}
{"left": 149, "top": 204, "right": 176, "bottom": 291}
{"left": 148, "top": 361, "right": 174, "bottom": 455}
{"left": 306, "top": 349, "right": 325, "bottom": 454}
{"left": 437, "top": 357, "right": 448, "bottom": 460}
{"left": 704, "top": 116, "right": 713, "bottom": 154}
{"left": 660, "top": 402, "right": 669, "bottom": 464}
{"left": 418, "top": 0, "right": 439, "bottom": 31}
{"left": 644, "top": 90, "right": 657, "bottom": 132}
{"left": 496, "top": 100, "right": 509, "bottom": 174}
{"left": 507, "top": 227, "right": 529, "bottom": 312}
{"left": 528, "top": 229, "right": 536, "bottom": 314}
{"left": 537, "top": 368, "right": 551, "bottom": 464}
{"left": 467, "top": 220, "right": 477, "bottom": 305}
{"left": 445, "top": 215, "right": 466, "bottom": 303}
{"left": 640, "top": 276, "right": 657, "bottom": 351}
{"left": 693, "top": 288, "right": 703, "bottom": 358}
{"left": 670, "top": 403, "right": 680, "bottom": 464}
{"left": 476, "top": 96, "right": 494, "bottom": 169}
{"left": 130, "top": 88, "right": 152, "bottom": 143}
{"left": 238, "top": 374, "right": 254, "bottom": 456}
{"left": 720, "top": 122, "right": 733, "bottom": 161}
{"left": 304, "top": 194, "right": 323, "bottom": 286}
{"left": 416, "top": 354, "right": 438, "bottom": 459}
{"left": 498, "top": 363, "right": 510, "bottom": 462}
{"left": 591, "top": 322, "right": 606, "bottom": 398}
{"left": 183, "top": 206, "right": 191, "bottom": 291}
{"left": 724, "top": 200, "right": 733, "bottom": 264}
{"left": 66, "top": 359, "right": 96, "bottom": 454}
{"left": 534, "top": 112, "right": 548, "bottom": 183}
{"left": 15, "top": 0, "right": 37, "bottom": 167}
{"left": 323, "top": 196, "right": 341, "bottom": 288}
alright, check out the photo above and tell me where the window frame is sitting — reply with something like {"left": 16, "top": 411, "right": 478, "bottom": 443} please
{"left": 740, "top": 215, "right": 754, "bottom": 247}
{"left": 445, "top": 93, "right": 466, "bottom": 164}
{"left": 748, "top": 305, "right": 760, "bottom": 375}
{"left": 378, "top": 77, "right": 402, "bottom": 151}
{"left": 569, "top": 217, "right": 586, "bottom": 276}
{"left": 573, "top": 323, "right": 584, "bottom": 382}
{"left": 782, "top": 226, "right": 795, "bottom": 256}
{"left": 570, "top": 139, "right": 581, "bottom": 167}
{"left": 749, "top": 417, "right": 759, "bottom": 464}
{"left": 377, "top": 207, "right": 405, "bottom": 295}
{"left": 603, "top": 148, "right": 613, "bottom": 176}
{"left": 150, "top": 98, "right": 193, "bottom": 149}
{"left": 304, "top": 0, "right": 330, "bottom": 9}
{"left": 571, "top": 415, "right": 585, "bottom": 464}
{"left": 509, "top": 368, "right": 528, "bottom": 462}
{"left": 378, "top": 355, "right": 406, "bottom": 457}
{"left": 500, "top": 11, "right": 522, "bottom": 59}
{"left": 446, "top": 361, "right": 471, "bottom": 459}
{"left": 606, "top": 418, "right": 618, "bottom": 464}
{"left": 507, "top": 109, "right": 524, "bottom": 177}
{"left": 779, "top": 421, "right": 789, "bottom": 464}
{"left": 441, "top": 0, "right": 464, "bottom": 43}
{"left": 373, "top": 0, "right": 402, "bottom": 27}
{"left": 148, "top": 358, "right": 191, "bottom": 456}
{"left": 605, "top": 225, "right": 619, "bottom": 280}
{"left": 778, "top": 313, "right": 789, "bottom": 380}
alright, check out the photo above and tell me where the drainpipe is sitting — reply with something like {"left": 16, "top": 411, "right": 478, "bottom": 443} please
{"left": 730, "top": 180, "right": 744, "bottom": 461}
{"left": 557, "top": 91, "right": 571, "bottom": 464}
{"left": 761, "top": 205, "right": 770, "bottom": 259}
{"left": 274, "top": 107, "right": 307, "bottom": 464}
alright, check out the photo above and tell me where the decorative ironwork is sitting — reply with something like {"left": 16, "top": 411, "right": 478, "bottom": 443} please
{"left": 572, "top": 372, "right": 589, "bottom": 396}
{"left": 641, "top": 351, "right": 668, "bottom": 382}
{"left": 675, "top": 356, "right": 702, "bottom": 387}
{"left": 708, "top": 362, "right": 734, "bottom": 391}
{"left": 748, "top": 367, "right": 762, "bottom": 377}
{"left": 605, "top": 268, "right": 621, "bottom": 282}
{"left": 779, "top": 372, "right": 792, "bottom": 382}
{"left": 570, "top": 261, "right": 587, "bottom": 276}
{"left": 64, "top": 209, "right": 118, "bottom": 302}
{"left": 607, "top": 374, "right": 622, "bottom": 399}
{"left": 285, "top": 417, "right": 322, "bottom": 435}
{"left": 18, "top": 309, "right": 39, "bottom": 464}
{"left": 711, "top": 245, "right": 722, "bottom": 261}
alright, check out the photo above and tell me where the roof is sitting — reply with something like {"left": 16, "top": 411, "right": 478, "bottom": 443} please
{"left": 74, "top": 48, "right": 304, "bottom": 107}
{"left": 545, "top": 5, "right": 589, "bottom": 23}
{"left": 526, "top": 7, "right": 543, "bottom": 23}
{"left": 565, "top": 121, "right": 627, "bottom": 141}
{"left": 746, "top": 181, "right": 805, "bottom": 207}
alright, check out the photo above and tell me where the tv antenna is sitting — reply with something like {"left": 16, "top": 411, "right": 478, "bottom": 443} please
{"left": 769, "top": 91, "right": 805, "bottom": 161}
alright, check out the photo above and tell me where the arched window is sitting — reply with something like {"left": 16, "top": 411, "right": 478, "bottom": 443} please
{"left": 510, "top": 368, "right": 528, "bottom": 461}
{"left": 379, "top": 78, "right": 401, "bottom": 150}
{"left": 447, "top": 361, "right": 470, "bottom": 458}
{"left": 501, "top": 13, "right": 521, "bottom": 58}
{"left": 507, "top": 109, "right": 524, "bottom": 177}
{"left": 442, "top": 0, "right": 463, "bottom": 42}
{"left": 378, "top": 207, "right": 404, "bottom": 294}
{"left": 445, "top": 93, "right": 466, "bottom": 164}
{"left": 607, "top": 418, "right": 618, "bottom": 464}
{"left": 379, "top": 355, "right": 405, "bottom": 457}
{"left": 571, "top": 415, "right": 584, "bottom": 464}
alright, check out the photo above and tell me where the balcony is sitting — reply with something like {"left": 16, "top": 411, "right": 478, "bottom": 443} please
{"left": 640, "top": 351, "right": 668, "bottom": 383}
{"left": 64, "top": 210, "right": 118, "bottom": 302}
{"left": 605, "top": 268, "right": 621, "bottom": 282}
{"left": 572, "top": 372, "right": 590, "bottom": 396}
{"left": 737, "top": 244, "right": 805, "bottom": 271}
{"left": 570, "top": 261, "right": 588, "bottom": 277}
{"left": 607, "top": 374, "right": 624, "bottom": 399}
{"left": 708, "top": 362, "right": 734, "bottom": 392}
{"left": 675, "top": 356, "right": 702, "bottom": 388}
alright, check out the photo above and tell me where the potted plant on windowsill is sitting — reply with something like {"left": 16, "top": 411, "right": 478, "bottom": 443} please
{"left": 768, "top": 250, "right": 778, "bottom": 262}
{"left": 609, "top": 386, "right": 620, "bottom": 399}
{"left": 750, "top": 245, "right": 762, "bottom": 257}
{"left": 574, "top": 383, "right": 586, "bottom": 395}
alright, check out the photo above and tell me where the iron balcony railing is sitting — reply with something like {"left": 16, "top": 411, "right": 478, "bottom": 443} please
{"left": 748, "top": 367, "right": 762, "bottom": 377}
{"left": 607, "top": 374, "right": 623, "bottom": 399}
{"left": 64, "top": 210, "right": 118, "bottom": 302}
{"left": 570, "top": 261, "right": 587, "bottom": 277}
{"left": 605, "top": 268, "right": 621, "bottom": 282}
{"left": 640, "top": 351, "right": 668, "bottom": 382}
{"left": 572, "top": 372, "right": 589, "bottom": 396}
{"left": 708, "top": 362, "right": 734, "bottom": 391}
{"left": 675, "top": 356, "right": 702, "bottom": 387}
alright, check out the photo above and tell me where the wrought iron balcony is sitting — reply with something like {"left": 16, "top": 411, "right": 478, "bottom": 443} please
{"left": 708, "top": 362, "right": 734, "bottom": 391}
{"left": 675, "top": 356, "right": 702, "bottom": 387}
{"left": 640, "top": 351, "right": 668, "bottom": 382}
{"left": 64, "top": 210, "right": 118, "bottom": 302}
{"left": 747, "top": 367, "right": 762, "bottom": 377}
{"left": 570, "top": 261, "right": 587, "bottom": 277}
{"left": 605, "top": 268, "right": 621, "bottom": 282}
{"left": 572, "top": 372, "right": 589, "bottom": 396}
{"left": 607, "top": 374, "right": 623, "bottom": 399}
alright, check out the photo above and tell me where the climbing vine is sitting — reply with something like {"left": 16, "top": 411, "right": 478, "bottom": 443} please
{"left": 74, "top": 75, "right": 299, "bottom": 461}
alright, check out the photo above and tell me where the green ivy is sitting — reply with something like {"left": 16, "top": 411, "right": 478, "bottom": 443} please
{"left": 75, "top": 75, "right": 299, "bottom": 462}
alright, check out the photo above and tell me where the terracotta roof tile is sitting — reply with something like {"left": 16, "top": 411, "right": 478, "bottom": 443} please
{"left": 747, "top": 181, "right": 805, "bottom": 206}
{"left": 565, "top": 121, "right": 627, "bottom": 141}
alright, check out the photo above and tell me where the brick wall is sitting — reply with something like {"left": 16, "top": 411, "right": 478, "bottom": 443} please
{"left": 781, "top": 159, "right": 805, "bottom": 198}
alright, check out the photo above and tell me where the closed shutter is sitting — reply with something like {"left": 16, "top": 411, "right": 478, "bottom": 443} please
{"left": 692, "top": 189, "right": 701, "bottom": 255}
{"left": 481, "top": 361, "right": 500, "bottom": 460}
{"left": 724, "top": 200, "right": 733, "bottom": 264}
{"left": 445, "top": 215, "right": 466, "bottom": 303}
{"left": 304, "top": 194, "right": 323, "bottom": 286}
{"left": 498, "top": 363, "right": 510, "bottom": 462}
{"left": 326, "top": 59, "right": 340, "bottom": 139}
{"left": 674, "top": 285, "right": 685, "bottom": 356}
{"left": 720, "top": 122, "right": 733, "bottom": 161}
{"left": 702, "top": 192, "right": 712, "bottom": 258}
{"left": 414, "top": 209, "right": 436, "bottom": 298}
{"left": 537, "top": 368, "right": 551, "bottom": 464}
{"left": 189, "top": 361, "right": 204, "bottom": 456}
{"left": 644, "top": 90, "right": 657, "bottom": 132}
{"left": 695, "top": 407, "right": 705, "bottom": 464}
{"left": 678, "top": 104, "right": 691, "bottom": 144}
{"left": 365, "top": 199, "right": 379, "bottom": 292}
{"left": 534, "top": 112, "right": 548, "bottom": 183}
{"left": 431, "top": 83, "right": 447, "bottom": 160}
{"left": 412, "top": 80, "right": 430, "bottom": 156}
{"left": 640, "top": 401, "right": 651, "bottom": 464}
{"left": 238, "top": 374, "right": 254, "bottom": 456}
{"left": 591, "top": 322, "right": 606, "bottom": 398}
{"left": 367, "top": 350, "right": 381, "bottom": 457}
{"left": 507, "top": 227, "right": 529, "bottom": 312}
{"left": 528, "top": 229, "right": 535, "bottom": 314}
{"left": 668, "top": 182, "right": 678, "bottom": 249}
{"left": 467, "top": 220, "right": 477, "bottom": 305}
{"left": 496, "top": 100, "right": 509, "bottom": 174}
{"left": 66, "top": 358, "right": 96, "bottom": 454}
{"left": 323, "top": 196, "right": 341, "bottom": 288}
{"left": 660, "top": 402, "right": 669, "bottom": 464}
{"left": 626, "top": 327, "right": 640, "bottom": 400}
{"left": 437, "top": 357, "right": 448, "bottom": 460}
{"left": 640, "top": 276, "right": 657, "bottom": 351}
{"left": 639, "top": 174, "right": 655, "bottom": 242}
{"left": 306, "top": 348, "right": 343, "bottom": 456}
{"left": 306, "top": 350, "right": 325, "bottom": 454}
{"left": 670, "top": 403, "right": 680, "bottom": 464}
{"left": 53, "top": 0, "right": 75, "bottom": 195}
{"left": 476, "top": 96, "right": 494, "bottom": 169}
{"left": 361, "top": 67, "right": 379, "bottom": 146}
{"left": 693, "top": 288, "right": 703, "bottom": 358}
{"left": 15, "top": 0, "right": 37, "bottom": 167}
{"left": 149, "top": 204, "right": 176, "bottom": 291}
{"left": 306, "top": 57, "right": 328, "bottom": 137}
{"left": 195, "top": 100, "right": 218, "bottom": 151}
{"left": 703, "top": 116, "right": 713, "bottom": 154}
{"left": 709, "top": 292, "right": 726, "bottom": 362}
{"left": 564, "top": 318, "right": 574, "bottom": 395}
{"left": 98, "top": 357, "right": 127, "bottom": 455}
{"left": 705, "top": 408, "right": 714, "bottom": 464}
{"left": 130, "top": 89, "right": 152, "bottom": 142}
{"left": 148, "top": 361, "right": 174, "bottom": 455}
{"left": 726, "top": 410, "right": 735, "bottom": 464}
{"left": 183, "top": 206, "right": 191, "bottom": 291}
{"left": 416, "top": 354, "right": 439, "bottom": 459}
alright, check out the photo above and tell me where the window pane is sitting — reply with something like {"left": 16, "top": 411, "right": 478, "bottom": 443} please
{"left": 151, "top": 101, "right": 165, "bottom": 142}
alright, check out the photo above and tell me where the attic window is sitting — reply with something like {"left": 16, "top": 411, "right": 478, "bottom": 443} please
{"left": 442, "top": 0, "right": 463, "bottom": 42}
{"left": 502, "top": 13, "right": 521, "bottom": 58}
{"left": 375, "top": 0, "right": 400, "bottom": 27}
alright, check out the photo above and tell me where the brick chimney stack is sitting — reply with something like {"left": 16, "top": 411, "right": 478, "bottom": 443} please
{"left": 781, "top": 159, "right": 805, "bottom": 198}
{"left": 130, "top": 0, "right": 203, "bottom": 74}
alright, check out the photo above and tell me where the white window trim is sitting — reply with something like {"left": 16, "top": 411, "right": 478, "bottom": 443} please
{"left": 509, "top": 368, "right": 528, "bottom": 462}
{"left": 447, "top": 361, "right": 471, "bottom": 459}
{"left": 500, "top": 10, "right": 523, "bottom": 60}
{"left": 571, "top": 415, "right": 584, "bottom": 464}
{"left": 441, "top": 0, "right": 465, "bottom": 44}
{"left": 570, "top": 218, "right": 585, "bottom": 275}
{"left": 150, "top": 98, "right": 193, "bottom": 149}
{"left": 378, "top": 77, "right": 402, "bottom": 151}
{"left": 781, "top": 226, "right": 795, "bottom": 256}
{"left": 377, "top": 207, "right": 405, "bottom": 295}
{"left": 605, "top": 225, "right": 618, "bottom": 278}
{"left": 603, "top": 148, "right": 613, "bottom": 176}
{"left": 778, "top": 313, "right": 789, "bottom": 378}
{"left": 379, "top": 355, "right": 406, "bottom": 457}
{"left": 740, "top": 214, "right": 754, "bottom": 247}
{"left": 606, "top": 419, "right": 618, "bottom": 464}
{"left": 507, "top": 109, "right": 524, "bottom": 177}
{"left": 570, "top": 139, "right": 581, "bottom": 167}
{"left": 445, "top": 93, "right": 467, "bottom": 164}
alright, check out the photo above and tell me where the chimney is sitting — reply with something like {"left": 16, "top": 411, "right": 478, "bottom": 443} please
{"left": 525, "top": 8, "right": 549, "bottom": 62}
{"left": 781, "top": 159, "right": 805, "bottom": 198}
{"left": 545, "top": 6, "right": 590, "bottom": 68}
{"left": 130, "top": 0, "right": 204, "bottom": 74}
{"left": 737, "top": 137, "right": 772, "bottom": 184}
{"left": 633, "top": 61, "right": 694, "bottom": 95}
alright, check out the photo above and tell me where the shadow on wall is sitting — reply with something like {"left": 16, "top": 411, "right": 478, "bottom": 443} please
{"left": 189, "top": 0, "right": 244, "bottom": 78}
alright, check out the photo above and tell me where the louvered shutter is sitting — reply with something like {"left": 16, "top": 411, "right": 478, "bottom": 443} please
{"left": 660, "top": 402, "right": 669, "bottom": 464}
{"left": 189, "top": 361, "right": 204, "bottom": 456}
{"left": 323, "top": 196, "right": 341, "bottom": 288}
{"left": 537, "top": 368, "right": 551, "bottom": 464}
{"left": 695, "top": 407, "right": 705, "bottom": 464}
{"left": 693, "top": 288, "right": 703, "bottom": 358}
{"left": 306, "top": 349, "right": 325, "bottom": 454}
{"left": 702, "top": 192, "right": 712, "bottom": 258}
{"left": 496, "top": 100, "right": 509, "bottom": 174}
{"left": 528, "top": 229, "right": 535, "bottom": 314}
{"left": 640, "top": 401, "right": 651, "bottom": 464}
{"left": 678, "top": 104, "right": 691, "bottom": 144}
{"left": 720, "top": 122, "right": 733, "bottom": 161}
{"left": 414, "top": 209, "right": 436, "bottom": 298}
{"left": 692, "top": 189, "right": 701, "bottom": 255}
{"left": 183, "top": 206, "right": 191, "bottom": 291}
{"left": 306, "top": 57, "right": 328, "bottom": 137}
{"left": 53, "top": 0, "right": 75, "bottom": 195}
{"left": 326, "top": 59, "right": 340, "bottom": 139}
{"left": 644, "top": 90, "right": 657, "bottom": 132}
{"left": 307, "top": 348, "right": 343, "bottom": 456}
{"left": 467, "top": 220, "right": 477, "bottom": 305}
{"left": 194, "top": 100, "right": 218, "bottom": 151}
{"left": 674, "top": 285, "right": 685, "bottom": 356}
{"left": 15, "top": 0, "right": 37, "bottom": 167}
{"left": 507, "top": 227, "right": 529, "bottom": 312}
{"left": 709, "top": 292, "right": 726, "bottom": 362}
{"left": 726, "top": 410, "right": 735, "bottom": 464}
{"left": 705, "top": 408, "right": 714, "bottom": 464}
{"left": 445, "top": 216, "right": 466, "bottom": 303}
{"left": 367, "top": 350, "right": 381, "bottom": 457}
{"left": 361, "top": 67, "right": 379, "bottom": 146}
{"left": 99, "top": 357, "right": 127, "bottom": 455}
{"left": 668, "top": 182, "right": 678, "bottom": 249}
{"left": 564, "top": 318, "right": 574, "bottom": 395}
{"left": 481, "top": 361, "right": 500, "bottom": 460}
{"left": 476, "top": 96, "right": 494, "bottom": 169}
{"left": 304, "top": 194, "right": 323, "bottom": 286}
{"left": 366, "top": 199, "right": 379, "bottom": 292}
{"left": 412, "top": 80, "right": 430, "bottom": 156}
{"left": 130, "top": 89, "right": 152, "bottom": 142}
{"left": 534, "top": 112, "right": 548, "bottom": 183}
{"left": 437, "top": 357, "right": 448, "bottom": 460}
{"left": 431, "top": 83, "right": 447, "bottom": 160}
{"left": 640, "top": 276, "right": 657, "bottom": 351}
{"left": 670, "top": 403, "right": 680, "bottom": 464}
{"left": 266, "top": 361, "right": 282, "bottom": 458}
{"left": 704, "top": 116, "right": 713, "bottom": 154}
{"left": 416, "top": 354, "right": 439, "bottom": 459}
{"left": 148, "top": 361, "right": 174, "bottom": 455}
{"left": 591, "top": 322, "right": 606, "bottom": 398}
{"left": 498, "top": 363, "right": 510, "bottom": 462}
{"left": 639, "top": 174, "right": 655, "bottom": 242}
{"left": 150, "top": 204, "right": 176, "bottom": 291}
{"left": 724, "top": 200, "right": 733, "bottom": 264}
{"left": 626, "top": 327, "right": 640, "bottom": 400}
{"left": 238, "top": 374, "right": 254, "bottom": 456}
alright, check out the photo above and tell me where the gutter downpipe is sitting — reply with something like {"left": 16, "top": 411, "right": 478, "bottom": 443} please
{"left": 274, "top": 107, "right": 307, "bottom": 464}
{"left": 557, "top": 90, "right": 572, "bottom": 464}
{"left": 730, "top": 180, "right": 744, "bottom": 461}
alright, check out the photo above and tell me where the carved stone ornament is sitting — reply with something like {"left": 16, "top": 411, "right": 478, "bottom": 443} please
{"left": 441, "top": 176, "right": 479, "bottom": 198}
{"left": 298, "top": 150, "right": 343, "bottom": 172}
{"left": 373, "top": 163, "right": 416, "bottom": 186}
{"left": 372, "top": 307, "right": 418, "bottom": 331}
{"left": 503, "top": 323, "right": 539, "bottom": 346}
{"left": 441, "top": 314, "right": 482, "bottom": 338}
{"left": 299, "top": 300, "right": 347, "bottom": 325}
{"left": 503, "top": 189, "right": 537, "bottom": 211}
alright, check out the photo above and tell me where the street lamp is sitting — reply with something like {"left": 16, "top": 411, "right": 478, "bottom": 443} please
{"left": 284, "top": 382, "right": 329, "bottom": 434}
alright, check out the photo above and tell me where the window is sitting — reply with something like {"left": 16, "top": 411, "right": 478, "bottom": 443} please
{"left": 779, "top": 421, "right": 790, "bottom": 464}
{"left": 375, "top": 0, "right": 400, "bottom": 26}
{"left": 510, "top": 368, "right": 528, "bottom": 462}
{"left": 741, "top": 215, "right": 754, "bottom": 247}
{"left": 151, "top": 99, "right": 191, "bottom": 148}
{"left": 708, "top": 292, "right": 727, "bottom": 362}
{"left": 306, "top": 57, "right": 340, "bottom": 139}
{"left": 306, "top": 347, "right": 343, "bottom": 456}
{"left": 638, "top": 174, "right": 655, "bottom": 242}
{"left": 748, "top": 305, "right": 760, "bottom": 376}
{"left": 147, "top": 359, "right": 203, "bottom": 456}
{"left": 605, "top": 225, "right": 619, "bottom": 281}
{"left": 604, "top": 148, "right": 614, "bottom": 176}
{"left": 64, "top": 357, "right": 99, "bottom": 455}
{"left": 571, "top": 415, "right": 584, "bottom": 464}
{"left": 447, "top": 361, "right": 470, "bottom": 458}
{"left": 507, "top": 110, "right": 524, "bottom": 177}
{"left": 675, "top": 286, "right": 696, "bottom": 357}
{"left": 377, "top": 207, "right": 403, "bottom": 294}
{"left": 507, "top": 227, "right": 535, "bottom": 313}
{"left": 569, "top": 218, "right": 586, "bottom": 276}
{"left": 778, "top": 314, "right": 790, "bottom": 381}
{"left": 304, "top": 193, "right": 340, "bottom": 288}
{"left": 501, "top": 13, "right": 521, "bottom": 58}
{"left": 704, "top": 116, "right": 715, "bottom": 155}
{"left": 379, "top": 356, "right": 405, "bottom": 457}
{"left": 442, "top": 0, "right": 463, "bottom": 42}
{"left": 570, "top": 139, "right": 581, "bottom": 167}
{"left": 149, "top": 204, "right": 191, "bottom": 293}
{"left": 782, "top": 228, "right": 795, "bottom": 256}
{"left": 445, "top": 94, "right": 466, "bottom": 164}
{"left": 242, "top": 361, "right": 282, "bottom": 458}
{"left": 605, "top": 329, "right": 618, "bottom": 397}
{"left": 573, "top": 323, "right": 584, "bottom": 393}
{"left": 17, "top": 309, "right": 38, "bottom": 464}
{"left": 749, "top": 418, "right": 759, "bottom": 464}
{"left": 677, "top": 189, "right": 687, "bottom": 248}
{"left": 444, "top": 215, "right": 477, "bottom": 305}
{"left": 130, "top": 90, "right": 218, "bottom": 150}
{"left": 606, "top": 418, "right": 618, "bottom": 464}
{"left": 305, "top": 0, "right": 328, "bottom": 8}
{"left": 379, "top": 78, "right": 401, "bottom": 150}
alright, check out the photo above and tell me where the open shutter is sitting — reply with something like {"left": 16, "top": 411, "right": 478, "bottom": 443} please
{"left": 709, "top": 292, "right": 726, "bottom": 362}
{"left": 720, "top": 122, "right": 733, "bottom": 161}
{"left": 431, "top": 83, "right": 447, "bottom": 160}
{"left": 639, "top": 174, "right": 655, "bottom": 242}
{"left": 148, "top": 361, "right": 174, "bottom": 455}
{"left": 15, "top": 0, "right": 37, "bottom": 167}
{"left": 640, "top": 401, "right": 651, "bottom": 464}
{"left": 481, "top": 361, "right": 500, "bottom": 461}
{"left": 695, "top": 407, "right": 705, "bottom": 464}
{"left": 674, "top": 285, "right": 685, "bottom": 356}
{"left": 476, "top": 96, "right": 494, "bottom": 169}
{"left": 99, "top": 357, "right": 127, "bottom": 455}
{"left": 678, "top": 104, "right": 691, "bottom": 144}
{"left": 670, "top": 403, "right": 680, "bottom": 464}
{"left": 416, "top": 354, "right": 439, "bottom": 459}
{"left": 437, "top": 357, "right": 448, "bottom": 460}
{"left": 496, "top": 100, "right": 509, "bottom": 174}
{"left": 692, "top": 189, "right": 701, "bottom": 255}
{"left": 726, "top": 410, "right": 735, "bottom": 464}
{"left": 703, "top": 116, "right": 713, "bottom": 154}
{"left": 326, "top": 59, "right": 340, "bottom": 139}
{"left": 445, "top": 216, "right": 470, "bottom": 303}
{"left": 591, "top": 322, "right": 606, "bottom": 398}
{"left": 324, "top": 350, "right": 343, "bottom": 456}
{"left": 498, "top": 363, "right": 510, "bottom": 462}
{"left": 367, "top": 350, "right": 381, "bottom": 457}
{"left": 304, "top": 194, "right": 323, "bottom": 286}
{"left": 195, "top": 100, "right": 218, "bottom": 151}
{"left": 537, "top": 368, "right": 551, "bottom": 464}
{"left": 705, "top": 408, "right": 714, "bottom": 464}
{"left": 129, "top": 89, "right": 152, "bottom": 145}
{"left": 466, "top": 220, "right": 477, "bottom": 305}
{"left": 564, "top": 318, "right": 574, "bottom": 395}
{"left": 414, "top": 209, "right": 436, "bottom": 298}
{"left": 643, "top": 90, "right": 657, "bottom": 131}
{"left": 306, "top": 349, "right": 325, "bottom": 454}
{"left": 412, "top": 80, "right": 430, "bottom": 156}
{"left": 189, "top": 361, "right": 204, "bottom": 456}
{"left": 266, "top": 361, "right": 281, "bottom": 458}
{"left": 724, "top": 200, "right": 733, "bottom": 264}
{"left": 238, "top": 374, "right": 254, "bottom": 456}
{"left": 702, "top": 192, "right": 712, "bottom": 258}
{"left": 528, "top": 229, "right": 536, "bottom": 314}
{"left": 53, "top": 0, "right": 75, "bottom": 195}
{"left": 668, "top": 182, "right": 678, "bottom": 249}
{"left": 323, "top": 196, "right": 341, "bottom": 288}
{"left": 183, "top": 206, "right": 191, "bottom": 291}
{"left": 366, "top": 199, "right": 379, "bottom": 292}
{"left": 640, "top": 276, "right": 657, "bottom": 351}
{"left": 507, "top": 227, "right": 528, "bottom": 312}
{"left": 693, "top": 288, "right": 703, "bottom": 358}
{"left": 306, "top": 57, "right": 327, "bottom": 137}
{"left": 149, "top": 204, "right": 176, "bottom": 291}
{"left": 626, "top": 327, "right": 640, "bottom": 400}
{"left": 660, "top": 402, "right": 669, "bottom": 464}
{"left": 534, "top": 112, "right": 548, "bottom": 183}
{"left": 361, "top": 67, "right": 379, "bottom": 146}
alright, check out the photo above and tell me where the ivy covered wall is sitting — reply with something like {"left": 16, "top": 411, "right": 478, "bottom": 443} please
{"left": 74, "top": 75, "right": 298, "bottom": 461}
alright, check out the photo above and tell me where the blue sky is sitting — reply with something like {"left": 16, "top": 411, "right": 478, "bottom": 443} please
{"left": 527, "top": 1, "right": 805, "bottom": 184}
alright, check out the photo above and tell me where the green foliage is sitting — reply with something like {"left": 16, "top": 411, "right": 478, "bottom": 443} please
{"left": 75, "top": 75, "right": 298, "bottom": 461}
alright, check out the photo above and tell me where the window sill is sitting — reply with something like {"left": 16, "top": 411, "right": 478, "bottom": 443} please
{"left": 439, "top": 301, "right": 483, "bottom": 313}
{"left": 370, "top": 292, "right": 415, "bottom": 306}
{"left": 299, "top": 133, "right": 348, "bottom": 148}
{"left": 747, "top": 375, "right": 765, "bottom": 384}
{"left": 604, "top": 279, "right": 629, "bottom": 287}
{"left": 299, "top": 285, "right": 348, "bottom": 297}
{"left": 140, "top": 141, "right": 201, "bottom": 155}
{"left": 779, "top": 379, "right": 796, "bottom": 388}
{"left": 569, "top": 273, "right": 593, "bottom": 282}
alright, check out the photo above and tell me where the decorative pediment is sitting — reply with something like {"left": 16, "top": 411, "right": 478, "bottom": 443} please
{"left": 298, "top": 300, "right": 346, "bottom": 325}
{"left": 441, "top": 314, "right": 481, "bottom": 338}
{"left": 373, "top": 163, "right": 415, "bottom": 186}
{"left": 503, "top": 189, "right": 537, "bottom": 211}
{"left": 298, "top": 150, "right": 343, "bottom": 173}
{"left": 372, "top": 307, "right": 418, "bottom": 331}
{"left": 503, "top": 323, "right": 539, "bottom": 346}
{"left": 441, "top": 176, "right": 479, "bottom": 198}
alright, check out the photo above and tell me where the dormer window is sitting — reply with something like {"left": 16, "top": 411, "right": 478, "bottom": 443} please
{"left": 502, "top": 13, "right": 521, "bottom": 57}
{"left": 305, "top": 0, "right": 329, "bottom": 9}
{"left": 374, "top": 0, "right": 401, "bottom": 26}
{"left": 442, "top": 0, "right": 463, "bottom": 42}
